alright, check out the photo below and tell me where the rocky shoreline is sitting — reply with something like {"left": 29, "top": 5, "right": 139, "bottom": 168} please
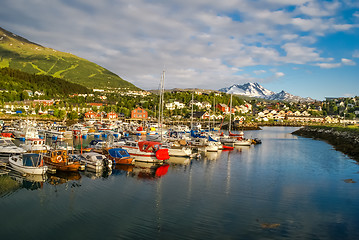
{"left": 292, "top": 126, "right": 359, "bottom": 161}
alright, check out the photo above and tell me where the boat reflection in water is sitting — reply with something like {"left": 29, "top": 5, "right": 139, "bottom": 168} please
{"left": 204, "top": 151, "right": 220, "bottom": 161}
{"left": 0, "top": 172, "right": 46, "bottom": 196}
{"left": 113, "top": 162, "right": 169, "bottom": 180}
{"left": 167, "top": 156, "right": 191, "bottom": 165}
{"left": 47, "top": 171, "right": 81, "bottom": 186}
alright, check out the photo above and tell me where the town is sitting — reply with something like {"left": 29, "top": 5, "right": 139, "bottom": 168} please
{"left": 1, "top": 88, "right": 358, "bottom": 127}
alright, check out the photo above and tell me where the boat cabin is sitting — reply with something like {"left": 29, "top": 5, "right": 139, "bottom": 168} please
{"left": 138, "top": 141, "right": 162, "bottom": 152}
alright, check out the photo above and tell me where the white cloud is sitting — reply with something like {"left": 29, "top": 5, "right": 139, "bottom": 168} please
{"left": 281, "top": 43, "right": 323, "bottom": 64}
{"left": 297, "top": 1, "right": 340, "bottom": 17}
{"left": 254, "top": 70, "right": 266, "bottom": 75}
{"left": 0, "top": 0, "right": 358, "bottom": 91}
{"left": 315, "top": 63, "right": 341, "bottom": 69}
{"left": 341, "top": 58, "right": 356, "bottom": 66}
{"left": 275, "top": 72, "right": 285, "bottom": 78}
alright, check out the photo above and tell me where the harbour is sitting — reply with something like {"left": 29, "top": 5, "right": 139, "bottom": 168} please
{"left": 1, "top": 126, "right": 359, "bottom": 239}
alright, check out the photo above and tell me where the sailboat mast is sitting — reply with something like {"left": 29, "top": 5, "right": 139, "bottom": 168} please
{"left": 191, "top": 90, "right": 194, "bottom": 130}
{"left": 159, "top": 71, "right": 165, "bottom": 141}
{"left": 229, "top": 94, "right": 232, "bottom": 132}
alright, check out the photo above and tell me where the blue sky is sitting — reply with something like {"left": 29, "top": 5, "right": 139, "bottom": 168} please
{"left": 1, "top": 0, "right": 359, "bottom": 100}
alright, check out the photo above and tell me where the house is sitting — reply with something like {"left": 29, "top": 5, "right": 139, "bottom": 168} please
{"left": 107, "top": 111, "right": 118, "bottom": 120}
{"left": 24, "top": 90, "right": 33, "bottom": 97}
{"left": 189, "top": 100, "right": 203, "bottom": 109}
{"left": 216, "top": 103, "right": 229, "bottom": 113}
{"left": 192, "top": 111, "right": 209, "bottom": 119}
{"left": 165, "top": 101, "right": 185, "bottom": 110}
{"left": 131, "top": 107, "right": 148, "bottom": 119}
{"left": 85, "top": 110, "right": 98, "bottom": 119}
{"left": 202, "top": 102, "right": 212, "bottom": 109}
{"left": 33, "top": 100, "right": 55, "bottom": 106}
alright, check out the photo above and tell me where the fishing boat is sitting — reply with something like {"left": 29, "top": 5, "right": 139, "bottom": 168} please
{"left": 121, "top": 140, "right": 170, "bottom": 163}
{"left": 42, "top": 150, "right": 85, "bottom": 172}
{"left": 9, "top": 153, "right": 48, "bottom": 175}
{"left": 0, "top": 138, "right": 27, "bottom": 158}
{"left": 20, "top": 138, "right": 50, "bottom": 153}
{"left": 93, "top": 147, "right": 134, "bottom": 165}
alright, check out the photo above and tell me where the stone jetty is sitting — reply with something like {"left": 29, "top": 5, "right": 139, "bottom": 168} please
{"left": 292, "top": 126, "right": 359, "bottom": 161}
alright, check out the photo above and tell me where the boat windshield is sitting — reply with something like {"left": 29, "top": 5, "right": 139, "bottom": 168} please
{"left": 108, "top": 148, "right": 130, "bottom": 158}
{"left": 23, "top": 154, "right": 42, "bottom": 167}
{"left": 0, "top": 139, "right": 16, "bottom": 146}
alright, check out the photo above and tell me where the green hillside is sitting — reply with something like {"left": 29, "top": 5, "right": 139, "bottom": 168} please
{"left": 0, "top": 27, "right": 139, "bottom": 90}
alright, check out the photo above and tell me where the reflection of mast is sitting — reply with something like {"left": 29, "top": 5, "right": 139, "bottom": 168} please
{"left": 156, "top": 176, "right": 163, "bottom": 232}
{"left": 186, "top": 162, "right": 193, "bottom": 202}
{"left": 225, "top": 151, "right": 231, "bottom": 195}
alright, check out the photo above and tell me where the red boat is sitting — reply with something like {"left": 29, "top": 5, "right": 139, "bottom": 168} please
{"left": 121, "top": 140, "right": 170, "bottom": 163}
{"left": 222, "top": 145, "right": 234, "bottom": 150}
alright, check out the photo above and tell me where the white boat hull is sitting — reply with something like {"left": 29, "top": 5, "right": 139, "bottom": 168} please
{"left": 233, "top": 140, "right": 252, "bottom": 146}
{"left": 9, "top": 158, "right": 48, "bottom": 175}
{"left": 168, "top": 147, "right": 192, "bottom": 157}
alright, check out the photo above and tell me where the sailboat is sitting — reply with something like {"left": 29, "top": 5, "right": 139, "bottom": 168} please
{"left": 228, "top": 94, "right": 251, "bottom": 146}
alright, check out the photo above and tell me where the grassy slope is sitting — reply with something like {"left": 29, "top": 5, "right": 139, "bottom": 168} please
{"left": 0, "top": 27, "right": 139, "bottom": 90}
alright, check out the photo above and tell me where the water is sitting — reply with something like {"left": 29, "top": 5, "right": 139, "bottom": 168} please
{"left": 1, "top": 127, "right": 359, "bottom": 240}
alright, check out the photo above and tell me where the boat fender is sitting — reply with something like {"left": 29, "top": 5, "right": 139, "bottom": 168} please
{"left": 57, "top": 156, "right": 63, "bottom": 162}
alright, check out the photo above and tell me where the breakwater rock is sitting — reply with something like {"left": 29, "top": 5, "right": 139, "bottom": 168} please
{"left": 292, "top": 126, "right": 359, "bottom": 161}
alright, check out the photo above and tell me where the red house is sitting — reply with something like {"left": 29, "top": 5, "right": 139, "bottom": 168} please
{"left": 131, "top": 107, "right": 148, "bottom": 119}
{"left": 85, "top": 110, "right": 97, "bottom": 119}
{"left": 216, "top": 103, "right": 229, "bottom": 113}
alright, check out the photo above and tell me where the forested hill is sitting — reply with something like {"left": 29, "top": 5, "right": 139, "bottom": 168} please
{"left": 0, "top": 67, "right": 89, "bottom": 101}
{"left": 0, "top": 26, "right": 139, "bottom": 90}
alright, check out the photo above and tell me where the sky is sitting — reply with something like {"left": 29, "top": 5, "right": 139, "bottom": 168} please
{"left": 1, "top": 0, "right": 359, "bottom": 100}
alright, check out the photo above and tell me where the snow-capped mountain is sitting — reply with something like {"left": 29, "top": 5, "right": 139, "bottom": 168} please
{"left": 219, "top": 83, "right": 313, "bottom": 102}
{"left": 219, "top": 82, "right": 275, "bottom": 98}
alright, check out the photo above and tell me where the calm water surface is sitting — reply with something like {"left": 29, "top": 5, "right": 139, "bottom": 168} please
{"left": 1, "top": 127, "right": 359, "bottom": 240}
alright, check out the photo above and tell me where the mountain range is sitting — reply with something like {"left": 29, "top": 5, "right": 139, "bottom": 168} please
{"left": 0, "top": 27, "right": 139, "bottom": 90}
{"left": 219, "top": 82, "right": 314, "bottom": 102}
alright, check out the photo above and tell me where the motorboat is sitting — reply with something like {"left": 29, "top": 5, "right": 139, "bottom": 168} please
{"left": 9, "top": 153, "right": 48, "bottom": 175}
{"left": 121, "top": 140, "right": 170, "bottom": 163}
{"left": 93, "top": 147, "right": 134, "bottom": 165}
{"left": 13, "top": 121, "right": 39, "bottom": 140}
{"left": 70, "top": 152, "right": 112, "bottom": 172}
{"left": 162, "top": 141, "right": 193, "bottom": 157}
{"left": 0, "top": 139, "right": 27, "bottom": 158}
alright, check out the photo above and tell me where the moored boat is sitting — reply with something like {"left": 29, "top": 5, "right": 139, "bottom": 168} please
{"left": 71, "top": 152, "right": 112, "bottom": 172}
{"left": 121, "top": 141, "right": 170, "bottom": 163}
{"left": 0, "top": 138, "right": 27, "bottom": 158}
{"left": 93, "top": 147, "right": 134, "bottom": 165}
{"left": 9, "top": 153, "right": 48, "bottom": 175}
{"left": 42, "top": 150, "right": 85, "bottom": 172}
{"left": 20, "top": 138, "right": 50, "bottom": 153}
